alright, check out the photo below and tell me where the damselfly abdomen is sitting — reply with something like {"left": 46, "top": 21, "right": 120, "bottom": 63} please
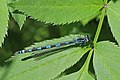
{"left": 15, "top": 35, "right": 90, "bottom": 54}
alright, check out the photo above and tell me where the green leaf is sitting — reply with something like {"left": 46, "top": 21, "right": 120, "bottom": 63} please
{"left": 8, "top": 0, "right": 26, "bottom": 29}
{"left": 81, "top": 11, "right": 100, "bottom": 25}
{"left": 93, "top": 41, "right": 120, "bottom": 80}
{"left": 56, "top": 50, "right": 94, "bottom": 80}
{"left": 107, "top": 1, "right": 120, "bottom": 45}
{"left": 12, "top": 13, "right": 26, "bottom": 29}
{"left": 10, "top": 0, "right": 103, "bottom": 24}
{"left": 0, "top": 0, "right": 9, "bottom": 47}
{"left": 56, "top": 69, "right": 94, "bottom": 80}
{"left": 0, "top": 35, "right": 91, "bottom": 80}
{"left": 7, "top": 0, "right": 17, "bottom": 3}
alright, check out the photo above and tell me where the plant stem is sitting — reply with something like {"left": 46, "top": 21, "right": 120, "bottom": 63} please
{"left": 93, "top": 8, "right": 106, "bottom": 45}
{"left": 78, "top": 49, "right": 93, "bottom": 79}
{"left": 86, "top": 49, "right": 93, "bottom": 70}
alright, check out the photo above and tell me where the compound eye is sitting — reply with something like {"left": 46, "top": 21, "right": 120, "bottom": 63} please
{"left": 85, "top": 35, "right": 90, "bottom": 42}
{"left": 86, "top": 38, "right": 89, "bottom": 42}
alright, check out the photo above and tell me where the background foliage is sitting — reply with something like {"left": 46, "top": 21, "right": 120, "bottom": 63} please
{"left": 0, "top": 0, "right": 120, "bottom": 80}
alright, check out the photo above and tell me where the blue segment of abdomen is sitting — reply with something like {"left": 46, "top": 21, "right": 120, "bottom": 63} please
{"left": 64, "top": 42, "right": 70, "bottom": 45}
{"left": 55, "top": 44, "right": 61, "bottom": 47}
{"left": 46, "top": 45, "right": 51, "bottom": 49}
{"left": 36, "top": 47, "right": 42, "bottom": 50}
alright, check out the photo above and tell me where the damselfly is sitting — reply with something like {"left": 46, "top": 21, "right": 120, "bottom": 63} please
{"left": 15, "top": 35, "right": 90, "bottom": 54}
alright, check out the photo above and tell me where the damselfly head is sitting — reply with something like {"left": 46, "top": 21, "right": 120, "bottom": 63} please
{"left": 73, "top": 35, "right": 90, "bottom": 45}
{"left": 84, "top": 35, "right": 90, "bottom": 43}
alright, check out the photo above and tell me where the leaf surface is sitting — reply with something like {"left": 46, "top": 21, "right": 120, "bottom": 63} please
{"left": 12, "top": 13, "right": 26, "bottom": 29}
{"left": 93, "top": 41, "right": 120, "bottom": 80}
{"left": 0, "top": 35, "right": 91, "bottom": 80}
{"left": 0, "top": 0, "right": 9, "bottom": 47}
{"left": 107, "top": 1, "right": 120, "bottom": 45}
{"left": 56, "top": 50, "right": 94, "bottom": 80}
{"left": 56, "top": 69, "right": 94, "bottom": 80}
{"left": 10, "top": 0, "right": 103, "bottom": 24}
